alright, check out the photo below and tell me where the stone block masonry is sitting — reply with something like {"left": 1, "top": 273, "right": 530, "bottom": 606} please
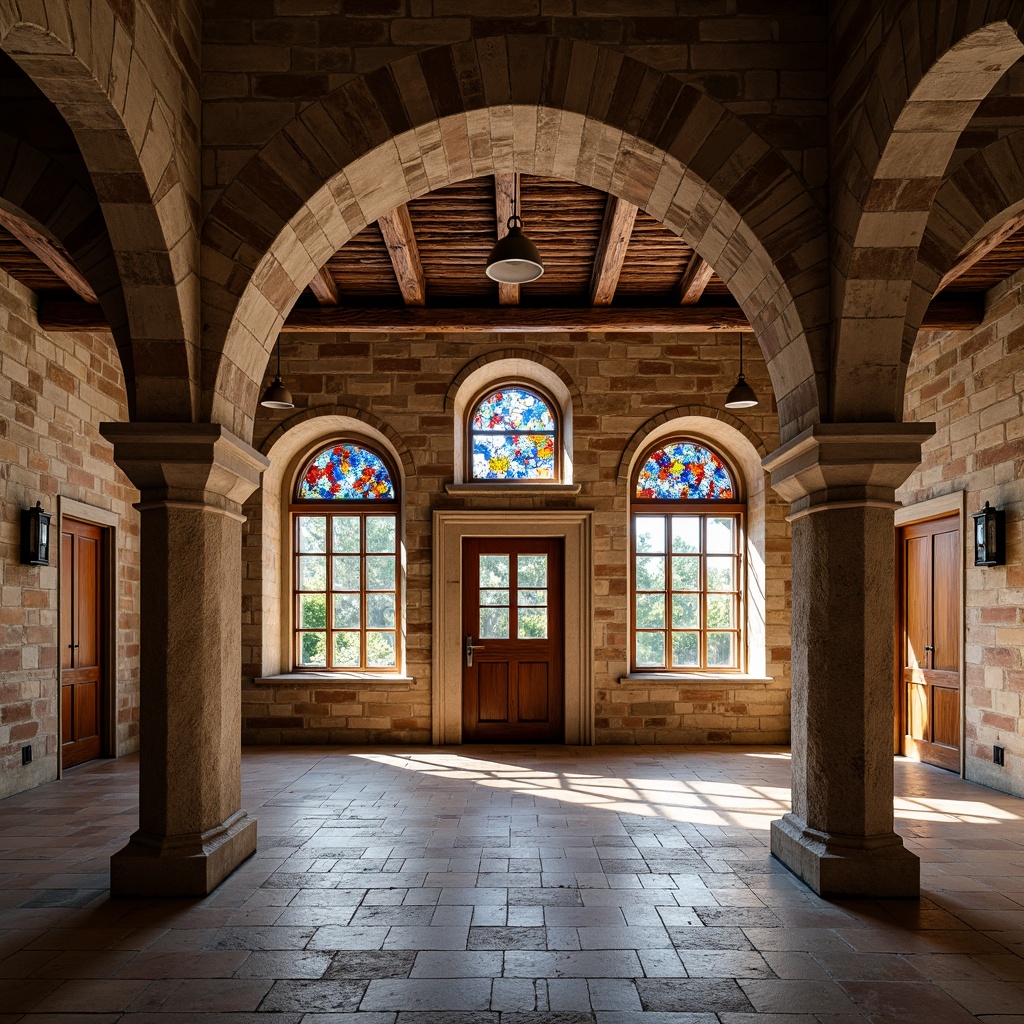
{"left": 0, "top": 269, "right": 141, "bottom": 800}
{"left": 241, "top": 328, "right": 791, "bottom": 745}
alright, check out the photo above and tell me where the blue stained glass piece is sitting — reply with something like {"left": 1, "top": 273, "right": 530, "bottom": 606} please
{"left": 635, "top": 441, "right": 734, "bottom": 500}
{"left": 298, "top": 444, "right": 395, "bottom": 500}
{"left": 473, "top": 387, "right": 555, "bottom": 432}
{"left": 472, "top": 434, "right": 556, "bottom": 480}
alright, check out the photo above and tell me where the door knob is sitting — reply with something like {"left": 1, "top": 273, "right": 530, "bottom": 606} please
{"left": 465, "top": 635, "right": 485, "bottom": 667}
{"left": 924, "top": 645, "right": 934, "bottom": 652}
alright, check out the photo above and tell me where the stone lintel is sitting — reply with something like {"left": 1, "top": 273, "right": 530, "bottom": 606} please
{"left": 762, "top": 423, "right": 935, "bottom": 513}
{"left": 100, "top": 422, "right": 269, "bottom": 511}
{"left": 771, "top": 813, "right": 920, "bottom": 899}
{"left": 110, "top": 812, "right": 257, "bottom": 898}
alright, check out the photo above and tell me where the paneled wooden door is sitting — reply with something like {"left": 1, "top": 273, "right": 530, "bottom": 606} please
{"left": 462, "top": 538, "right": 564, "bottom": 742}
{"left": 60, "top": 517, "right": 104, "bottom": 768}
{"left": 898, "top": 515, "right": 961, "bottom": 772}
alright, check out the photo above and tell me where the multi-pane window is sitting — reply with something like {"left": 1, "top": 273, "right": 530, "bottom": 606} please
{"left": 469, "top": 384, "right": 559, "bottom": 480}
{"left": 292, "top": 441, "right": 400, "bottom": 671}
{"left": 631, "top": 439, "right": 743, "bottom": 672}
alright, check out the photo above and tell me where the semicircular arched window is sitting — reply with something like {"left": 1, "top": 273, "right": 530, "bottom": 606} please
{"left": 291, "top": 441, "right": 400, "bottom": 672}
{"left": 630, "top": 438, "right": 742, "bottom": 672}
{"left": 469, "top": 384, "right": 559, "bottom": 481}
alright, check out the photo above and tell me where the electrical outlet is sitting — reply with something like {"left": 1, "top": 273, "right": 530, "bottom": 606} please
{"left": 21, "top": 745, "right": 31, "bottom": 766}
{"left": 994, "top": 745, "right": 1005, "bottom": 766}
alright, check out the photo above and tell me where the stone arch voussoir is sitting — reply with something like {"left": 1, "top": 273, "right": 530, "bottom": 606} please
{"left": 260, "top": 403, "right": 416, "bottom": 483}
{"left": 444, "top": 348, "right": 581, "bottom": 413}
{"left": 203, "top": 36, "right": 827, "bottom": 445}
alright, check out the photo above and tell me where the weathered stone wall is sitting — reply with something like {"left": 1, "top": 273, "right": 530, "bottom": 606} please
{"left": 241, "top": 328, "right": 792, "bottom": 745}
{"left": 200, "top": 1, "right": 828, "bottom": 212}
{"left": 900, "top": 271, "right": 1024, "bottom": 797}
{"left": 0, "top": 269, "right": 140, "bottom": 800}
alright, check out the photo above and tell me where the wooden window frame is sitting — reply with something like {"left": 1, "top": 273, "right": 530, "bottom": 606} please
{"left": 629, "top": 438, "right": 745, "bottom": 674}
{"left": 290, "top": 440, "right": 401, "bottom": 673}
{"left": 466, "top": 380, "right": 562, "bottom": 483}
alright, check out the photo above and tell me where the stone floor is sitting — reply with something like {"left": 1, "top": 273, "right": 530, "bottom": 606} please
{"left": 1, "top": 746, "right": 1024, "bottom": 1024}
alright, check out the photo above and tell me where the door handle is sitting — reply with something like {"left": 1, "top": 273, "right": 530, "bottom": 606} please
{"left": 924, "top": 645, "right": 934, "bottom": 652}
{"left": 465, "top": 635, "right": 485, "bottom": 667}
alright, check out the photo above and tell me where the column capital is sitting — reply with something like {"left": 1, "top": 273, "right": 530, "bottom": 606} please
{"left": 100, "top": 422, "right": 269, "bottom": 512}
{"left": 762, "top": 422, "right": 935, "bottom": 515}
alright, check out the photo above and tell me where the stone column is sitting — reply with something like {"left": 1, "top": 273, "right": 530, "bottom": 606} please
{"left": 763, "top": 423, "right": 934, "bottom": 898}
{"left": 100, "top": 423, "right": 269, "bottom": 897}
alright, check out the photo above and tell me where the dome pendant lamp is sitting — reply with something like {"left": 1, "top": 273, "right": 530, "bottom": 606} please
{"left": 724, "top": 334, "right": 759, "bottom": 410}
{"left": 485, "top": 172, "right": 545, "bottom": 284}
{"left": 260, "top": 337, "right": 294, "bottom": 410}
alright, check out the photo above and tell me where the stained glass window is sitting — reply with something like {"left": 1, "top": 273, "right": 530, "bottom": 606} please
{"left": 635, "top": 441, "right": 734, "bottom": 501}
{"left": 469, "top": 385, "right": 558, "bottom": 481}
{"left": 297, "top": 443, "right": 395, "bottom": 501}
{"left": 292, "top": 440, "right": 400, "bottom": 672}
{"left": 630, "top": 439, "right": 742, "bottom": 672}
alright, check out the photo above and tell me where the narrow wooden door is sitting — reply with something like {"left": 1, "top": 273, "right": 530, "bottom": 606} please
{"left": 61, "top": 518, "right": 104, "bottom": 767}
{"left": 899, "top": 515, "right": 960, "bottom": 771}
{"left": 462, "top": 538, "right": 564, "bottom": 742}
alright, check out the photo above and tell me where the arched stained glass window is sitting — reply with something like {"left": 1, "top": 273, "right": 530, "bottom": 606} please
{"left": 469, "top": 385, "right": 558, "bottom": 481}
{"left": 297, "top": 442, "right": 395, "bottom": 501}
{"left": 631, "top": 437, "right": 742, "bottom": 673}
{"left": 292, "top": 440, "right": 400, "bottom": 672}
{"left": 635, "top": 441, "right": 734, "bottom": 501}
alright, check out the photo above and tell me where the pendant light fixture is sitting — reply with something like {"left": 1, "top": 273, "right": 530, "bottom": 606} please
{"left": 485, "top": 172, "right": 544, "bottom": 284}
{"left": 724, "top": 335, "right": 759, "bottom": 409}
{"left": 260, "top": 337, "right": 294, "bottom": 409}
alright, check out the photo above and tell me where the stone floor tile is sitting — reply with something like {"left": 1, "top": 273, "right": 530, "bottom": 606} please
{"left": 233, "top": 950, "right": 333, "bottom": 979}
{"left": 323, "top": 950, "right": 416, "bottom": 980}
{"left": 411, "top": 951, "right": 503, "bottom": 977}
{"left": 490, "top": 977, "right": 537, "bottom": 1010}
{"left": 467, "top": 926, "right": 546, "bottom": 949}
{"left": 938, "top": 980, "right": 1024, "bottom": 1014}
{"left": 840, "top": 979, "right": 980, "bottom": 1022}
{"left": 307, "top": 926, "right": 389, "bottom": 950}
{"left": 30, "top": 978, "right": 154, "bottom": 1012}
{"left": 587, "top": 978, "right": 643, "bottom": 1010}
{"left": 578, "top": 926, "right": 671, "bottom": 949}
{"left": 636, "top": 977, "right": 754, "bottom": 1012}
{"left": 383, "top": 926, "right": 469, "bottom": 950}
{"left": 547, "top": 978, "right": 591, "bottom": 1010}
{"left": 504, "top": 949, "right": 644, "bottom": 978}
{"left": 360, "top": 978, "right": 493, "bottom": 1011}
{"left": 738, "top": 979, "right": 861, "bottom": 1015}
{"left": 679, "top": 950, "right": 772, "bottom": 979}
{"left": 259, "top": 979, "right": 367, "bottom": 1012}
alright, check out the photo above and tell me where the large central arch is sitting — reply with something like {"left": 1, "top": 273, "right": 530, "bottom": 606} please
{"left": 202, "top": 36, "right": 827, "bottom": 443}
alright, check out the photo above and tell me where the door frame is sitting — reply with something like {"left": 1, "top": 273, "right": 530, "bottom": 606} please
{"left": 894, "top": 491, "right": 966, "bottom": 777}
{"left": 57, "top": 497, "right": 119, "bottom": 775}
{"left": 432, "top": 509, "right": 593, "bottom": 745}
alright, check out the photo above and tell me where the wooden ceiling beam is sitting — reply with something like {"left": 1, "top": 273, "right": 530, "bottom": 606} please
{"left": 589, "top": 196, "right": 638, "bottom": 306}
{"left": 0, "top": 206, "right": 97, "bottom": 304}
{"left": 937, "top": 210, "right": 1024, "bottom": 292}
{"left": 307, "top": 265, "right": 339, "bottom": 306}
{"left": 494, "top": 173, "right": 520, "bottom": 307}
{"left": 378, "top": 204, "right": 426, "bottom": 307}
{"left": 674, "top": 252, "right": 715, "bottom": 305}
{"left": 36, "top": 295, "right": 984, "bottom": 335}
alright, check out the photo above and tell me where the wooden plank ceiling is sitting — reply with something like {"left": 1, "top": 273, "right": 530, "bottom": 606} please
{"left": 1, "top": 173, "right": 1015, "bottom": 333}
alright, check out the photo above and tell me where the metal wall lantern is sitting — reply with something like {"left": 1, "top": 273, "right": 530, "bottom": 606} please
{"left": 21, "top": 500, "right": 52, "bottom": 566}
{"left": 971, "top": 500, "right": 1005, "bottom": 567}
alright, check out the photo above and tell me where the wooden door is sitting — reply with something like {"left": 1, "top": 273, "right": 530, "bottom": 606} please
{"left": 462, "top": 538, "right": 564, "bottom": 742}
{"left": 899, "top": 515, "right": 960, "bottom": 771}
{"left": 61, "top": 518, "right": 104, "bottom": 767}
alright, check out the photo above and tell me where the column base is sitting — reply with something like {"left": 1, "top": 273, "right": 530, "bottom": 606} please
{"left": 771, "top": 813, "right": 919, "bottom": 898}
{"left": 110, "top": 810, "right": 257, "bottom": 897}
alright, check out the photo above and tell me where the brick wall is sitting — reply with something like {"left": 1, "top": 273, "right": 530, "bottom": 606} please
{"left": 900, "top": 272, "right": 1024, "bottom": 797}
{"left": 241, "top": 329, "right": 792, "bottom": 745}
{"left": 0, "top": 269, "right": 140, "bottom": 800}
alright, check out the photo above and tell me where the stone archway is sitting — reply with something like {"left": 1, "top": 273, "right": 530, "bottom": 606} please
{"left": 831, "top": 3, "right": 1024, "bottom": 422}
{"left": 201, "top": 36, "right": 828, "bottom": 443}
{"left": 0, "top": 0, "right": 199, "bottom": 421}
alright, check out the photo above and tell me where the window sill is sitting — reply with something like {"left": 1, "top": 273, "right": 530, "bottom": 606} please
{"left": 254, "top": 673, "right": 416, "bottom": 687}
{"left": 445, "top": 482, "right": 582, "bottom": 496}
{"left": 617, "top": 673, "right": 773, "bottom": 685}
